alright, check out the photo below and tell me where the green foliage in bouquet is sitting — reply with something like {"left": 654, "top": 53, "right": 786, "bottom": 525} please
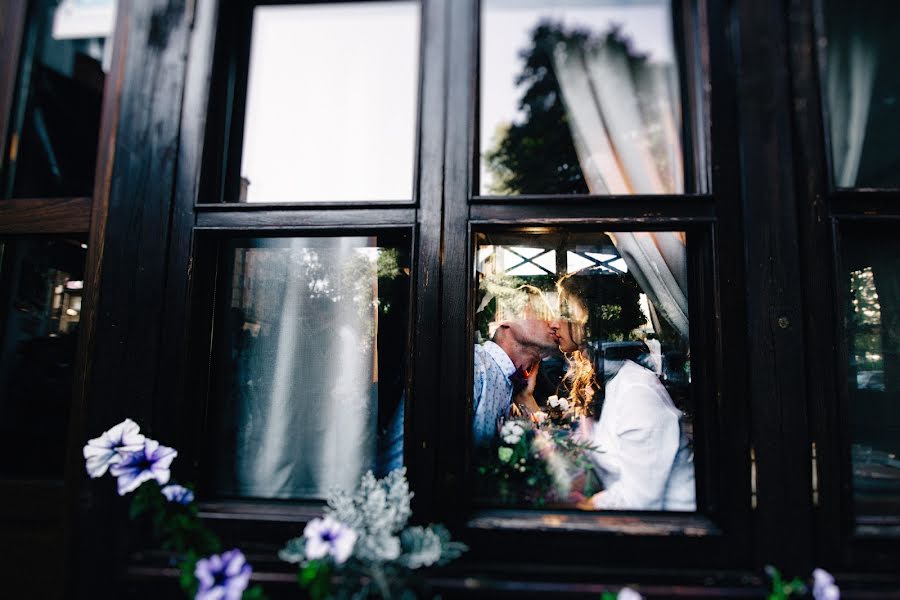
{"left": 478, "top": 417, "right": 599, "bottom": 506}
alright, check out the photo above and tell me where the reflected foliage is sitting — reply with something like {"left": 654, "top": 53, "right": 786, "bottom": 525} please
{"left": 484, "top": 22, "right": 669, "bottom": 195}
{"left": 483, "top": 23, "right": 589, "bottom": 195}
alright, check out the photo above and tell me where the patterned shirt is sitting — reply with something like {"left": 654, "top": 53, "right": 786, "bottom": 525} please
{"left": 472, "top": 341, "right": 516, "bottom": 448}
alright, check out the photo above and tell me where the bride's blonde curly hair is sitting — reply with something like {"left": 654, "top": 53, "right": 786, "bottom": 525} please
{"left": 557, "top": 274, "right": 599, "bottom": 418}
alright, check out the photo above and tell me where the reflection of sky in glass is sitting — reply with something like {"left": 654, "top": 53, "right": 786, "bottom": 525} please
{"left": 480, "top": 0, "right": 675, "bottom": 193}
{"left": 240, "top": 2, "right": 419, "bottom": 203}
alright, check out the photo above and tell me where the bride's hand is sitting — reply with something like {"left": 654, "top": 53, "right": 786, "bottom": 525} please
{"left": 513, "top": 362, "right": 541, "bottom": 415}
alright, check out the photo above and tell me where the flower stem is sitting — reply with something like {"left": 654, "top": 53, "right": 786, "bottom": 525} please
{"left": 370, "top": 565, "right": 392, "bottom": 600}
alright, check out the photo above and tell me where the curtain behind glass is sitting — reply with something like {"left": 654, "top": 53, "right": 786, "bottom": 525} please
{"left": 552, "top": 37, "right": 689, "bottom": 339}
{"left": 215, "top": 238, "right": 380, "bottom": 499}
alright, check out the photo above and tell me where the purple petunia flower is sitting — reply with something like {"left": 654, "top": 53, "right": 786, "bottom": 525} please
{"left": 161, "top": 484, "right": 194, "bottom": 505}
{"left": 109, "top": 439, "right": 177, "bottom": 495}
{"left": 812, "top": 568, "right": 840, "bottom": 600}
{"left": 82, "top": 418, "right": 146, "bottom": 479}
{"left": 195, "top": 549, "right": 252, "bottom": 600}
{"left": 303, "top": 516, "right": 358, "bottom": 565}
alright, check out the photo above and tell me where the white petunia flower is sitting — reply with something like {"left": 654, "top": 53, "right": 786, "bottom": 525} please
{"left": 812, "top": 568, "right": 840, "bottom": 600}
{"left": 548, "top": 395, "right": 560, "bottom": 408}
{"left": 82, "top": 418, "right": 146, "bottom": 479}
{"left": 304, "top": 516, "right": 358, "bottom": 565}
{"left": 558, "top": 398, "right": 570, "bottom": 411}
{"left": 617, "top": 587, "right": 643, "bottom": 600}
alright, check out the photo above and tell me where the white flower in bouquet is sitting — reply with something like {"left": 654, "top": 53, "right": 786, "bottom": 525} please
{"left": 501, "top": 421, "right": 525, "bottom": 444}
{"left": 547, "top": 395, "right": 570, "bottom": 412}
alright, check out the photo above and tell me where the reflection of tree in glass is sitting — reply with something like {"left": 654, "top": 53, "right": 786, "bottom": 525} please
{"left": 484, "top": 22, "right": 590, "bottom": 195}
{"left": 563, "top": 267, "right": 645, "bottom": 344}
{"left": 289, "top": 247, "right": 402, "bottom": 352}
{"left": 485, "top": 22, "right": 673, "bottom": 195}
{"left": 237, "top": 245, "right": 402, "bottom": 355}
{"left": 476, "top": 273, "right": 556, "bottom": 342}
{"left": 849, "top": 267, "right": 883, "bottom": 371}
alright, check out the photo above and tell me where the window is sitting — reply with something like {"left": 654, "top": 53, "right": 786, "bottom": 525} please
{"left": 840, "top": 229, "right": 900, "bottom": 517}
{"left": 0, "top": 237, "right": 86, "bottom": 478}
{"left": 0, "top": 0, "right": 120, "bottom": 480}
{"left": 181, "top": 0, "right": 742, "bottom": 562}
{"left": 472, "top": 229, "right": 695, "bottom": 512}
{"left": 187, "top": 0, "right": 432, "bottom": 514}
{"left": 479, "top": 0, "right": 687, "bottom": 196}
{"left": 2, "top": 0, "right": 117, "bottom": 198}
{"left": 237, "top": 2, "right": 419, "bottom": 203}
{"left": 206, "top": 235, "right": 411, "bottom": 499}
{"left": 822, "top": 0, "right": 900, "bottom": 189}
{"left": 788, "top": 0, "right": 900, "bottom": 571}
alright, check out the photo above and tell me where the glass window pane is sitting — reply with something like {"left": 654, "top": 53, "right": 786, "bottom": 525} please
{"left": 0, "top": 238, "right": 86, "bottom": 478}
{"left": 824, "top": 0, "right": 900, "bottom": 189}
{"left": 842, "top": 230, "right": 900, "bottom": 515}
{"left": 4, "top": 0, "right": 117, "bottom": 198}
{"left": 473, "top": 230, "right": 695, "bottom": 511}
{"left": 237, "top": 2, "right": 420, "bottom": 203}
{"left": 480, "top": 0, "right": 685, "bottom": 196}
{"left": 210, "top": 235, "right": 410, "bottom": 499}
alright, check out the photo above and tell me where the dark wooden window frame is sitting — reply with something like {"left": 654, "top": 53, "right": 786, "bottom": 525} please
{"left": 0, "top": 0, "right": 131, "bottom": 594}
{"left": 155, "top": 0, "right": 768, "bottom": 586}
{"left": 427, "top": 0, "right": 761, "bottom": 581}
{"left": 788, "top": 0, "right": 900, "bottom": 575}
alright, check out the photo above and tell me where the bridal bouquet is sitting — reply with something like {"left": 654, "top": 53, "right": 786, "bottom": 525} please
{"left": 478, "top": 413, "right": 599, "bottom": 506}
{"left": 279, "top": 468, "right": 467, "bottom": 600}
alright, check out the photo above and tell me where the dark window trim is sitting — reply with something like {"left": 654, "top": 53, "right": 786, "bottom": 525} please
{"left": 788, "top": 0, "right": 900, "bottom": 572}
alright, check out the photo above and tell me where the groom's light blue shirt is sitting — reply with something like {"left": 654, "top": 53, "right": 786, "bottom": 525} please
{"left": 473, "top": 341, "right": 516, "bottom": 448}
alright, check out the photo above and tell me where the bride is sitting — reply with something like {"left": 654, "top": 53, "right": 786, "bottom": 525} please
{"left": 515, "top": 273, "right": 695, "bottom": 511}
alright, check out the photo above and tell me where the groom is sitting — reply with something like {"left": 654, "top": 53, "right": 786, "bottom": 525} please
{"left": 472, "top": 300, "right": 560, "bottom": 448}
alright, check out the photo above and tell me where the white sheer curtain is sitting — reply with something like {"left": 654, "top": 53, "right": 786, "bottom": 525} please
{"left": 552, "top": 38, "right": 689, "bottom": 339}
{"left": 826, "top": 18, "right": 878, "bottom": 188}
{"left": 230, "top": 238, "right": 378, "bottom": 498}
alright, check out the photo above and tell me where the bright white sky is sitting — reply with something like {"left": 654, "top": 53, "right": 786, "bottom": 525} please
{"left": 480, "top": 0, "right": 675, "bottom": 193}
{"left": 241, "top": 2, "right": 419, "bottom": 203}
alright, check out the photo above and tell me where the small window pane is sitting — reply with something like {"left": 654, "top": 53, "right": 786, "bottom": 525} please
{"left": 473, "top": 230, "right": 695, "bottom": 511}
{"left": 237, "top": 2, "right": 420, "bottom": 203}
{"left": 842, "top": 230, "right": 900, "bottom": 515}
{"left": 210, "top": 235, "right": 410, "bottom": 499}
{"left": 824, "top": 0, "right": 900, "bottom": 189}
{"left": 4, "top": 0, "right": 117, "bottom": 198}
{"left": 480, "top": 0, "right": 685, "bottom": 196}
{"left": 0, "top": 238, "right": 86, "bottom": 478}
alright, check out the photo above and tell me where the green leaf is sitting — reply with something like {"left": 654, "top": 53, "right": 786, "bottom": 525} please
{"left": 178, "top": 551, "right": 200, "bottom": 597}
{"left": 298, "top": 561, "right": 333, "bottom": 600}
{"left": 242, "top": 584, "right": 268, "bottom": 600}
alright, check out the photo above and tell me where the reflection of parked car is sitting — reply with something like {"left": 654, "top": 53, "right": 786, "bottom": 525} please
{"left": 593, "top": 341, "right": 648, "bottom": 380}
{"left": 856, "top": 370, "right": 885, "bottom": 391}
